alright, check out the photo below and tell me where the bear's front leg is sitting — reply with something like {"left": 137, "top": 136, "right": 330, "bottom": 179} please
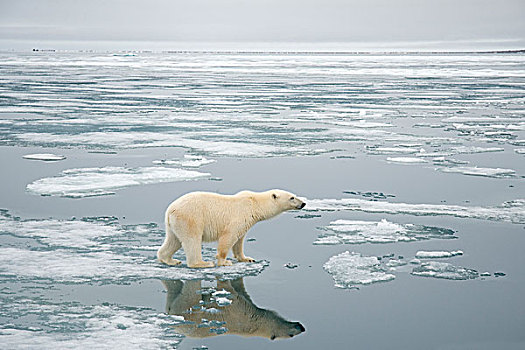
{"left": 217, "top": 234, "right": 234, "bottom": 266}
{"left": 232, "top": 234, "right": 256, "bottom": 263}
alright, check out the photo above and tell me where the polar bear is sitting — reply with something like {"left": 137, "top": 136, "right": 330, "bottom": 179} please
{"left": 157, "top": 189, "right": 305, "bottom": 268}
{"left": 163, "top": 278, "right": 305, "bottom": 340}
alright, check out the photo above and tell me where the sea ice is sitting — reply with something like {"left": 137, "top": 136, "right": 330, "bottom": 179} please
{"left": 26, "top": 166, "right": 210, "bottom": 198}
{"left": 306, "top": 198, "right": 525, "bottom": 224}
{"left": 411, "top": 261, "right": 479, "bottom": 280}
{"left": 22, "top": 153, "right": 66, "bottom": 161}
{"left": 153, "top": 155, "right": 216, "bottom": 168}
{"left": 415, "top": 250, "right": 463, "bottom": 259}
{"left": 314, "top": 219, "right": 455, "bottom": 245}
{"left": 386, "top": 157, "right": 427, "bottom": 164}
{"left": 323, "top": 251, "right": 395, "bottom": 288}
{"left": 0, "top": 211, "right": 269, "bottom": 283}
{"left": 439, "top": 166, "right": 516, "bottom": 178}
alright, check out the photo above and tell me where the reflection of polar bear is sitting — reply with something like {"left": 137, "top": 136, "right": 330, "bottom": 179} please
{"left": 162, "top": 278, "right": 305, "bottom": 340}
{"left": 157, "top": 189, "right": 305, "bottom": 268}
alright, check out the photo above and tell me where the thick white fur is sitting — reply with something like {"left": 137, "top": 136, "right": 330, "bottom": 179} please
{"left": 157, "top": 189, "right": 305, "bottom": 268}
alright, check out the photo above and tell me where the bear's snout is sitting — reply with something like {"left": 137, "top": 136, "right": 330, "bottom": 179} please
{"left": 298, "top": 202, "right": 306, "bottom": 209}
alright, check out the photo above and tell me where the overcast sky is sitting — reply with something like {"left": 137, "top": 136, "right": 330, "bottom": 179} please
{"left": 1, "top": 0, "right": 524, "bottom": 50}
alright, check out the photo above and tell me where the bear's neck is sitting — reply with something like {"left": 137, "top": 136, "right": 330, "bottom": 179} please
{"left": 251, "top": 195, "right": 282, "bottom": 222}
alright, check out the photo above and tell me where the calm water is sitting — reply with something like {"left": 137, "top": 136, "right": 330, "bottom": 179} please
{"left": 0, "top": 51, "right": 524, "bottom": 349}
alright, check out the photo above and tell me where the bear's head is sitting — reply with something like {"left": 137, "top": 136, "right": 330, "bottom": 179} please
{"left": 270, "top": 189, "right": 306, "bottom": 211}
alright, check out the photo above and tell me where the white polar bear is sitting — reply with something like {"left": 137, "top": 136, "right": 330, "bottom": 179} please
{"left": 157, "top": 189, "right": 306, "bottom": 268}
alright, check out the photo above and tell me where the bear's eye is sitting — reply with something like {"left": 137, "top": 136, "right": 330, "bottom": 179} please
{"left": 290, "top": 197, "right": 295, "bottom": 201}
{"left": 272, "top": 193, "right": 277, "bottom": 199}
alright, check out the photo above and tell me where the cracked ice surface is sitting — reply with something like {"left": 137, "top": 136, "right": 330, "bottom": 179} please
{"left": 306, "top": 198, "right": 525, "bottom": 224}
{"left": 26, "top": 166, "right": 210, "bottom": 198}
{"left": 323, "top": 251, "right": 395, "bottom": 288}
{"left": 0, "top": 211, "right": 269, "bottom": 284}
{"left": 314, "top": 219, "right": 455, "bottom": 245}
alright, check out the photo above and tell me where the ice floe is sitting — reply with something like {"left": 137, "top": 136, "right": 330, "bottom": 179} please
{"left": 439, "top": 166, "right": 516, "bottom": 178}
{"left": 415, "top": 250, "right": 463, "bottom": 259}
{"left": 411, "top": 261, "right": 479, "bottom": 280}
{"left": 386, "top": 157, "right": 427, "bottom": 164}
{"left": 26, "top": 166, "right": 210, "bottom": 198}
{"left": 306, "top": 198, "right": 525, "bottom": 224}
{"left": 314, "top": 219, "right": 455, "bottom": 245}
{"left": 323, "top": 251, "right": 395, "bottom": 288}
{"left": 153, "top": 155, "right": 216, "bottom": 168}
{"left": 0, "top": 211, "right": 269, "bottom": 283}
{"left": 22, "top": 153, "right": 66, "bottom": 161}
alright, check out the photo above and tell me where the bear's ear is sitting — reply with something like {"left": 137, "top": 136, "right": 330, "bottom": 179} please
{"left": 272, "top": 193, "right": 277, "bottom": 199}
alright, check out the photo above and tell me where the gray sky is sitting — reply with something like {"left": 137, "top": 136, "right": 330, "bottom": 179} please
{"left": 1, "top": 0, "right": 524, "bottom": 49}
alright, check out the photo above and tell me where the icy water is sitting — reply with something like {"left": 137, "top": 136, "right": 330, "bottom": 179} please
{"left": 0, "top": 51, "right": 524, "bottom": 349}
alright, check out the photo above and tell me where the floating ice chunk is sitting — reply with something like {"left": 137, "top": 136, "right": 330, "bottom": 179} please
{"left": 439, "top": 166, "right": 515, "bottom": 178}
{"left": 367, "top": 146, "right": 419, "bottom": 155}
{"left": 26, "top": 166, "right": 210, "bottom": 198}
{"left": 306, "top": 198, "right": 525, "bottom": 224}
{"left": 515, "top": 148, "right": 525, "bottom": 154}
{"left": 450, "top": 146, "right": 504, "bottom": 154}
{"left": 284, "top": 262, "right": 299, "bottom": 269}
{"left": 385, "top": 259, "right": 407, "bottom": 268}
{"left": 432, "top": 157, "right": 469, "bottom": 166}
{"left": 323, "top": 251, "right": 395, "bottom": 288}
{"left": 22, "top": 153, "right": 66, "bottom": 161}
{"left": 214, "top": 297, "right": 232, "bottom": 306}
{"left": 315, "top": 219, "right": 455, "bottom": 245}
{"left": 386, "top": 157, "right": 427, "bottom": 164}
{"left": 415, "top": 250, "right": 463, "bottom": 259}
{"left": 212, "top": 289, "right": 231, "bottom": 298}
{"left": 153, "top": 155, "right": 216, "bottom": 168}
{"left": 411, "top": 261, "right": 479, "bottom": 280}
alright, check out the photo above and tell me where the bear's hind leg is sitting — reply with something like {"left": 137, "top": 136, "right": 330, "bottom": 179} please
{"left": 182, "top": 236, "right": 215, "bottom": 268}
{"left": 157, "top": 231, "right": 182, "bottom": 266}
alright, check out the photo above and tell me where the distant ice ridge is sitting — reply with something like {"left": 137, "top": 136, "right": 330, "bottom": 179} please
{"left": 153, "top": 155, "right": 215, "bottom": 168}
{"left": 0, "top": 211, "right": 268, "bottom": 283}
{"left": 0, "top": 298, "right": 185, "bottom": 350}
{"left": 306, "top": 198, "right": 525, "bottom": 224}
{"left": 314, "top": 219, "right": 455, "bottom": 245}
{"left": 26, "top": 166, "right": 210, "bottom": 198}
{"left": 439, "top": 166, "right": 516, "bottom": 178}
{"left": 411, "top": 261, "right": 479, "bottom": 280}
{"left": 415, "top": 250, "right": 463, "bottom": 259}
{"left": 22, "top": 153, "right": 66, "bottom": 161}
{"left": 323, "top": 251, "right": 395, "bottom": 288}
